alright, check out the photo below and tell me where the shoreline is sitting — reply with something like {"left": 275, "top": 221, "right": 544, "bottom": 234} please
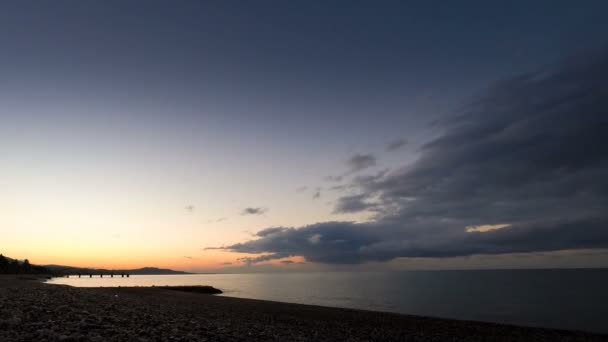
{"left": 1, "top": 275, "right": 606, "bottom": 341}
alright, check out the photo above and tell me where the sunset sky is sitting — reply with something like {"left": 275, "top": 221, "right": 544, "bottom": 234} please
{"left": 2, "top": 1, "right": 608, "bottom": 272}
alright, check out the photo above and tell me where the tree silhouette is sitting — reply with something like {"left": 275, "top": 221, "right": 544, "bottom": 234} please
{"left": 8, "top": 260, "right": 19, "bottom": 274}
{"left": 0, "top": 254, "right": 8, "bottom": 273}
{"left": 0, "top": 254, "right": 52, "bottom": 275}
{"left": 22, "top": 259, "right": 32, "bottom": 273}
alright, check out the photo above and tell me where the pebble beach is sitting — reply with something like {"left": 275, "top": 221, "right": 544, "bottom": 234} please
{"left": 1, "top": 275, "right": 606, "bottom": 342}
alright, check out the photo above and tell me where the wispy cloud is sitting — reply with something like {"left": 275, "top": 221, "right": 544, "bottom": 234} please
{"left": 241, "top": 207, "right": 268, "bottom": 215}
{"left": 347, "top": 154, "right": 376, "bottom": 173}
{"left": 324, "top": 175, "right": 343, "bottom": 182}
{"left": 207, "top": 217, "right": 228, "bottom": 223}
{"left": 312, "top": 188, "right": 321, "bottom": 199}
{"left": 386, "top": 138, "right": 408, "bottom": 152}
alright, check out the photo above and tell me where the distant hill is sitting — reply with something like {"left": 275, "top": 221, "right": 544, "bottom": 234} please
{"left": 43, "top": 264, "right": 191, "bottom": 275}
{"left": 130, "top": 267, "right": 191, "bottom": 275}
{"left": 1, "top": 253, "right": 190, "bottom": 275}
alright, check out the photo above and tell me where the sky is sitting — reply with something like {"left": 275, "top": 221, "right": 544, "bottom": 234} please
{"left": 1, "top": 1, "right": 608, "bottom": 272}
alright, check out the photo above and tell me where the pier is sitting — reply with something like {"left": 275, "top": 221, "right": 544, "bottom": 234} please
{"left": 65, "top": 273, "right": 130, "bottom": 278}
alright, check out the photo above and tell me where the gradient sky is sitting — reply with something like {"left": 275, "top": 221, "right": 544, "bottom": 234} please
{"left": 2, "top": 1, "right": 608, "bottom": 271}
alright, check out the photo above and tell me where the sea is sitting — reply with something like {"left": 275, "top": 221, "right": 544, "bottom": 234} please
{"left": 47, "top": 269, "right": 608, "bottom": 334}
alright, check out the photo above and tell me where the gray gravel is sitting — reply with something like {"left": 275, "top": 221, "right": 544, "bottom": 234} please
{"left": 1, "top": 275, "right": 606, "bottom": 342}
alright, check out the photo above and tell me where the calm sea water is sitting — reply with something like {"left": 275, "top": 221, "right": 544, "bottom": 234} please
{"left": 47, "top": 269, "right": 608, "bottom": 333}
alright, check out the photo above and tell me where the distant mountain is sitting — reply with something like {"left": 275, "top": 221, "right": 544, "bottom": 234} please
{"left": 43, "top": 265, "right": 191, "bottom": 275}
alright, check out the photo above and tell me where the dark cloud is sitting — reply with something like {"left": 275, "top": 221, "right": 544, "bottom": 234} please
{"left": 222, "top": 222, "right": 380, "bottom": 264}
{"left": 386, "top": 138, "right": 408, "bottom": 152}
{"left": 221, "top": 262, "right": 233, "bottom": 265}
{"left": 237, "top": 255, "right": 287, "bottom": 266}
{"left": 333, "top": 194, "right": 376, "bottom": 214}
{"left": 184, "top": 256, "right": 193, "bottom": 260}
{"left": 347, "top": 154, "right": 376, "bottom": 173}
{"left": 296, "top": 186, "right": 308, "bottom": 193}
{"left": 241, "top": 207, "right": 268, "bottom": 215}
{"left": 217, "top": 49, "right": 608, "bottom": 264}
{"left": 184, "top": 205, "right": 195, "bottom": 213}
{"left": 280, "top": 260, "right": 295, "bottom": 264}
{"left": 332, "top": 171, "right": 390, "bottom": 214}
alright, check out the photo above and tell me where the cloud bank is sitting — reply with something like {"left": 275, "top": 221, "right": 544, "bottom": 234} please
{"left": 219, "top": 49, "right": 608, "bottom": 264}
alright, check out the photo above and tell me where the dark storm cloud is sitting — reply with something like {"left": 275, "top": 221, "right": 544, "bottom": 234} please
{"left": 347, "top": 154, "right": 376, "bottom": 173}
{"left": 386, "top": 139, "right": 408, "bottom": 152}
{"left": 280, "top": 260, "right": 295, "bottom": 264}
{"left": 226, "top": 222, "right": 381, "bottom": 264}
{"left": 241, "top": 207, "right": 268, "bottom": 215}
{"left": 221, "top": 217, "right": 608, "bottom": 264}
{"left": 216, "top": 49, "right": 608, "bottom": 264}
